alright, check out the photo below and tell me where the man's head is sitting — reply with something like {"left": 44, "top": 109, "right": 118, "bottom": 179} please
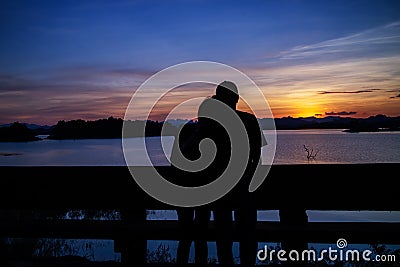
{"left": 215, "top": 81, "right": 239, "bottom": 109}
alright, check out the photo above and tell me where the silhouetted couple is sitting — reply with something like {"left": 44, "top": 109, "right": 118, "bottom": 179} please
{"left": 171, "top": 81, "right": 267, "bottom": 267}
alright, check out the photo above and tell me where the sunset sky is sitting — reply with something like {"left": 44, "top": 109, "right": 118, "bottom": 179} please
{"left": 1, "top": 0, "right": 400, "bottom": 125}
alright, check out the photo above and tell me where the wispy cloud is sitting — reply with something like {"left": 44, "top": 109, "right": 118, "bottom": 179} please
{"left": 325, "top": 111, "right": 357, "bottom": 116}
{"left": 0, "top": 65, "right": 218, "bottom": 124}
{"left": 277, "top": 21, "right": 400, "bottom": 61}
{"left": 0, "top": 65, "right": 149, "bottom": 124}
{"left": 389, "top": 94, "right": 400, "bottom": 99}
{"left": 318, "top": 89, "right": 380, "bottom": 94}
{"left": 246, "top": 22, "right": 400, "bottom": 118}
{"left": 2, "top": 21, "right": 400, "bottom": 123}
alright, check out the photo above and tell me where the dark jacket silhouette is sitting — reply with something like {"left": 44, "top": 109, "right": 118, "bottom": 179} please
{"left": 171, "top": 81, "right": 267, "bottom": 267}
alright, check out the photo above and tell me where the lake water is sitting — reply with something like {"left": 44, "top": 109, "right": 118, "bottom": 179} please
{"left": 1, "top": 129, "right": 400, "bottom": 166}
{"left": 2, "top": 129, "right": 400, "bottom": 262}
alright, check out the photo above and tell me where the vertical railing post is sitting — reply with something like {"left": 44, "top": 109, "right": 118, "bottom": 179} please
{"left": 117, "top": 207, "right": 147, "bottom": 266}
{"left": 279, "top": 208, "right": 309, "bottom": 267}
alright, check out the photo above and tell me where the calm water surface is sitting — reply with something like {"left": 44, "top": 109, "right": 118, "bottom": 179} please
{"left": 1, "top": 129, "right": 399, "bottom": 165}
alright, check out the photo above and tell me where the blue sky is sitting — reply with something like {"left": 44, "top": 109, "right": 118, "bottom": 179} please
{"left": 1, "top": 0, "right": 400, "bottom": 124}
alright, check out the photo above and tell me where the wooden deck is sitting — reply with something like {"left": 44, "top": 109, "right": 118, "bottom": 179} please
{"left": 1, "top": 163, "right": 399, "bottom": 265}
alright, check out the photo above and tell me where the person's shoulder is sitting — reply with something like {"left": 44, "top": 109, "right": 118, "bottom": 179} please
{"left": 237, "top": 110, "right": 267, "bottom": 146}
{"left": 236, "top": 110, "right": 257, "bottom": 122}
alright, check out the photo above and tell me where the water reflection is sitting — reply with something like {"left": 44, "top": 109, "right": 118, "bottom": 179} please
{"left": 1, "top": 130, "right": 400, "bottom": 166}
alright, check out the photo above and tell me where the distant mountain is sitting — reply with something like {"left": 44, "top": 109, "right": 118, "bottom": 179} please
{"left": 0, "top": 122, "right": 52, "bottom": 130}
{"left": 166, "top": 119, "right": 195, "bottom": 128}
{"left": 0, "top": 122, "right": 54, "bottom": 137}
{"left": 259, "top": 114, "right": 400, "bottom": 131}
{"left": 0, "top": 122, "right": 41, "bottom": 142}
{"left": 166, "top": 115, "right": 400, "bottom": 132}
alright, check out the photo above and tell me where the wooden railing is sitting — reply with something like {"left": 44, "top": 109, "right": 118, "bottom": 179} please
{"left": 1, "top": 164, "right": 399, "bottom": 265}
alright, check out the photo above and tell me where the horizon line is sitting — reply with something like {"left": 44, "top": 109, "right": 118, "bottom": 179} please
{"left": 2, "top": 113, "right": 399, "bottom": 127}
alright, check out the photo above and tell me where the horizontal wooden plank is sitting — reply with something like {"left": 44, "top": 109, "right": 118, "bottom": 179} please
{"left": 1, "top": 220, "right": 399, "bottom": 244}
{"left": 0, "top": 164, "right": 399, "bottom": 210}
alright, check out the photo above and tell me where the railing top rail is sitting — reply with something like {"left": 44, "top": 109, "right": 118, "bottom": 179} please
{"left": 1, "top": 163, "right": 399, "bottom": 211}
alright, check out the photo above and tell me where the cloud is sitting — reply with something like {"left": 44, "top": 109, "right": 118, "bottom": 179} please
{"left": 250, "top": 54, "right": 400, "bottom": 99}
{"left": 318, "top": 89, "right": 380, "bottom": 94}
{"left": 3, "top": 19, "right": 400, "bottom": 124}
{"left": 0, "top": 65, "right": 219, "bottom": 124}
{"left": 0, "top": 65, "right": 148, "bottom": 124}
{"left": 389, "top": 94, "right": 400, "bottom": 99}
{"left": 325, "top": 111, "right": 357, "bottom": 116}
{"left": 277, "top": 21, "right": 400, "bottom": 62}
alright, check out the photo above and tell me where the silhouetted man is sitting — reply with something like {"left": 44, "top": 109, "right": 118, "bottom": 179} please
{"left": 171, "top": 81, "right": 266, "bottom": 267}
{"left": 196, "top": 81, "right": 267, "bottom": 267}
